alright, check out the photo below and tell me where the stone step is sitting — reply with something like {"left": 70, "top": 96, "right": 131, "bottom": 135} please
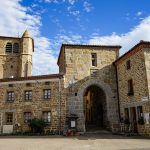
{"left": 86, "top": 130, "right": 111, "bottom": 134}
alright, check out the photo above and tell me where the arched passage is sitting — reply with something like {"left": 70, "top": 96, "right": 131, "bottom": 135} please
{"left": 77, "top": 79, "right": 119, "bottom": 132}
{"left": 84, "top": 85, "right": 106, "bottom": 130}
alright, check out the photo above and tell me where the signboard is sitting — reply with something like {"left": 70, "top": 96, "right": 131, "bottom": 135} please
{"left": 144, "top": 113, "right": 150, "bottom": 124}
{"left": 141, "top": 96, "right": 149, "bottom": 102}
{"left": 3, "top": 125, "right": 13, "bottom": 134}
{"left": 71, "top": 121, "right": 76, "bottom": 128}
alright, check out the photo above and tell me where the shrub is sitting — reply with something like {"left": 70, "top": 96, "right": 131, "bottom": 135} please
{"left": 29, "top": 118, "right": 47, "bottom": 134}
{"left": 124, "top": 119, "right": 130, "bottom": 125}
{"left": 138, "top": 117, "right": 145, "bottom": 125}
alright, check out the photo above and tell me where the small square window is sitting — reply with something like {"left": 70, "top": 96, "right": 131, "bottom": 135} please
{"left": 91, "top": 53, "right": 97, "bottom": 67}
{"left": 6, "top": 113, "right": 13, "bottom": 124}
{"left": 126, "top": 60, "right": 131, "bottom": 70}
{"left": 24, "top": 112, "right": 32, "bottom": 123}
{"left": 7, "top": 91, "right": 15, "bottom": 102}
{"left": 8, "top": 84, "right": 13, "bottom": 87}
{"left": 43, "top": 89, "right": 51, "bottom": 99}
{"left": 45, "top": 82, "right": 50, "bottom": 85}
{"left": 26, "top": 83, "right": 31, "bottom": 87}
{"left": 42, "top": 111, "right": 51, "bottom": 123}
{"left": 24, "top": 91, "right": 32, "bottom": 101}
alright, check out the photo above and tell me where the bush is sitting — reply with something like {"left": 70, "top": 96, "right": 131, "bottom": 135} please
{"left": 124, "top": 119, "right": 130, "bottom": 125}
{"left": 138, "top": 117, "right": 145, "bottom": 125}
{"left": 29, "top": 118, "right": 47, "bottom": 134}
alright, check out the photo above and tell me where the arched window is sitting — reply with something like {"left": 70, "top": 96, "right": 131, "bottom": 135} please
{"left": 13, "top": 43, "right": 19, "bottom": 53}
{"left": 5, "top": 42, "right": 12, "bottom": 53}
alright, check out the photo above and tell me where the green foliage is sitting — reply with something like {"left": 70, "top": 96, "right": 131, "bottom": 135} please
{"left": 124, "top": 118, "right": 130, "bottom": 125}
{"left": 29, "top": 118, "right": 47, "bottom": 133}
{"left": 138, "top": 117, "right": 145, "bottom": 125}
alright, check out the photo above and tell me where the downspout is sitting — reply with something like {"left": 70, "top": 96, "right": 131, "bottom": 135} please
{"left": 113, "top": 63, "right": 121, "bottom": 122}
{"left": 58, "top": 77, "right": 61, "bottom": 135}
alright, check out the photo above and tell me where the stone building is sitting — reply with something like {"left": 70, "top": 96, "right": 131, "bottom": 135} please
{"left": 0, "top": 31, "right": 150, "bottom": 136}
{"left": 0, "top": 30, "right": 33, "bottom": 79}
{"left": 57, "top": 44, "right": 121, "bottom": 131}
{"left": 114, "top": 41, "right": 150, "bottom": 136}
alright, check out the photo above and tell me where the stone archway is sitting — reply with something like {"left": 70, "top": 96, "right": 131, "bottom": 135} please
{"left": 84, "top": 85, "right": 106, "bottom": 130}
{"left": 77, "top": 79, "right": 118, "bottom": 132}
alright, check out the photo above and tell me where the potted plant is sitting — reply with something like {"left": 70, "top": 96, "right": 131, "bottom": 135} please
{"left": 138, "top": 117, "right": 145, "bottom": 125}
{"left": 124, "top": 119, "right": 130, "bottom": 125}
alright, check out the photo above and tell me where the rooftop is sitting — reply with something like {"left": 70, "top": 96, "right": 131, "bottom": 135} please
{"left": 114, "top": 40, "right": 150, "bottom": 64}
{"left": 57, "top": 43, "right": 122, "bottom": 65}
{"left": 0, "top": 74, "right": 64, "bottom": 83}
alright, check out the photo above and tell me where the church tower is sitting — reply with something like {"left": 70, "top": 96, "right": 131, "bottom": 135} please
{"left": 19, "top": 30, "right": 34, "bottom": 77}
{"left": 0, "top": 30, "right": 34, "bottom": 79}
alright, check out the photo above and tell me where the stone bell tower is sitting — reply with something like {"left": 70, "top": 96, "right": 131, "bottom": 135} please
{"left": 19, "top": 30, "right": 34, "bottom": 77}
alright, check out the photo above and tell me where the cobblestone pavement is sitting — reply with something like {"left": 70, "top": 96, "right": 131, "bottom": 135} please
{"left": 0, "top": 133, "right": 150, "bottom": 150}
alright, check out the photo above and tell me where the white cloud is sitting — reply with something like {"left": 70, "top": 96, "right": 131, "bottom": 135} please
{"left": 83, "top": 1, "right": 93, "bottom": 12}
{"left": 89, "top": 16, "right": 150, "bottom": 55}
{"left": 136, "top": 11, "right": 143, "bottom": 16}
{"left": 67, "top": 6, "right": 80, "bottom": 16}
{"left": 0, "top": 0, "right": 58, "bottom": 75}
{"left": 44, "top": 0, "right": 61, "bottom": 3}
{"left": 68, "top": 0, "right": 77, "bottom": 5}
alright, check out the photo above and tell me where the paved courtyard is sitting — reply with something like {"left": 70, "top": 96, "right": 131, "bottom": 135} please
{"left": 0, "top": 133, "right": 150, "bottom": 150}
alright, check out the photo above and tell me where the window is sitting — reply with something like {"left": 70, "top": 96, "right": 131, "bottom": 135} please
{"left": 5, "top": 42, "right": 12, "bottom": 53}
{"left": 43, "top": 89, "right": 51, "bottom": 99}
{"left": 124, "top": 108, "right": 129, "bottom": 120}
{"left": 26, "top": 83, "right": 31, "bottom": 87}
{"left": 8, "top": 84, "right": 13, "bottom": 87}
{"left": 45, "top": 81, "right": 50, "bottom": 85}
{"left": 137, "top": 106, "right": 143, "bottom": 119}
{"left": 42, "top": 111, "right": 51, "bottom": 123}
{"left": 24, "top": 112, "right": 32, "bottom": 123}
{"left": 13, "top": 43, "right": 19, "bottom": 53}
{"left": 126, "top": 60, "right": 131, "bottom": 70}
{"left": 7, "top": 91, "right": 15, "bottom": 102}
{"left": 128, "top": 79, "right": 134, "bottom": 96}
{"left": 6, "top": 113, "right": 13, "bottom": 124}
{"left": 25, "top": 91, "right": 32, "bottom": 101}
{"left": 91, "top": 53, "right": 97, "bottom": 66}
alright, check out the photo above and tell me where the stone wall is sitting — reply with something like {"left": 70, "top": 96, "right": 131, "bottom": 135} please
{"left": 0, "top": 77, "right": 66, "bottom": 133}
{"left": 58, "top": 45, "right": 121, "bottom": 131}
{"left": 116, "top": 46, "right": 150, "bottom": 136}
{"left": 0, "top": 38, "right": 20, "bottom": 79}
{"left": 0, "top": 33, "right": 33, "bottom": 79}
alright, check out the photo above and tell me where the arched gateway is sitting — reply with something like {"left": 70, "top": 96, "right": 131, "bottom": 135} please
{"left": 77, "top": 79, "right": 119, "bottom": 132}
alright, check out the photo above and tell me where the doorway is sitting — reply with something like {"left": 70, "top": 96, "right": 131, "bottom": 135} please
{"left": 84, "top": 85, "right": 106, "bottom": 130}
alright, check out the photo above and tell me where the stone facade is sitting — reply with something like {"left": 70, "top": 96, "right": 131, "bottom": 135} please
{"left": 0, "top": 75, "right": 66, "bottom": 134}
{"left": 0, "top": 30, "right": 33, "bottom": 79}
{"left": 0, "top": 31, "right": 150, "bottom": 136}
{"left": 58, "top": 44, "right": 121, "bottom": 131}
{"left": 114, "top": 41, "right": 150, "bottom": 136}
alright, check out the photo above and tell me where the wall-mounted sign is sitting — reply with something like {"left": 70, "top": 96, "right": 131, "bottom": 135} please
{"left": 71, "top": 120, "right": 76, "bottom": 128}
{"left": 141, "top": 96, "right": 149, "bottom": 102}
{"left": 144, "top": 113, "right": 150, "bottom": 124}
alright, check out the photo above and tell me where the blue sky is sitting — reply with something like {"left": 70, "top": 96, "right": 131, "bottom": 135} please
{"left": 0, "top": 0, "right": 150, "bottom": 74}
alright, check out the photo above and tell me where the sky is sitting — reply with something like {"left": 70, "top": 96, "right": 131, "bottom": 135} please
{"left": 0, "top": 0, "right": 150, "bottom": 75}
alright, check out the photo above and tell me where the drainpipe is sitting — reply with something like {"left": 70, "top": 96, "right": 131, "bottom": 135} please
{"left": 58, "top": 77, "right": 61, "bottom": 135}
{"left": 113, "top": 63, "right": 121, "bottom": 122}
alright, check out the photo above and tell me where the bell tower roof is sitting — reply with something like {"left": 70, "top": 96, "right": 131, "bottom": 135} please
{"left": 22, "top": 30, "right": 31, "bottom": 38}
